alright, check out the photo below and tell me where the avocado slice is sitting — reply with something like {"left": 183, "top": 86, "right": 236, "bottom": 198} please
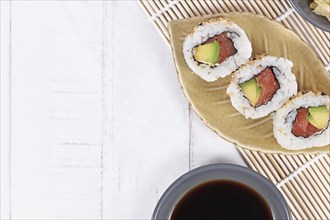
{"left": 307, "top": 106, "right": 330, "bottom": 129}
{"left": 240, "top": 79, "right": 262, "bottom": 107}
{"left": 193, "top": 41, "right": 220, "bottom": 65}
{"left": 307, "top": 114, "right": 320, "bottom": 129}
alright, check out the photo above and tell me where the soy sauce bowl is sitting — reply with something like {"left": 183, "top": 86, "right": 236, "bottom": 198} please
{"left": 152, "top": 164, "right": 291, "bottom": 220}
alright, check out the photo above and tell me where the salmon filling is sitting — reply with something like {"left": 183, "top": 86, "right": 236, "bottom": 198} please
{"left": 292, "top": 108, "right": 321, "bottom": 138}
{"left": 204, "top": 32, "right": 237, "bottom": 64}
{"left": 254, "top": 67, "right": 280, "bottom": 107}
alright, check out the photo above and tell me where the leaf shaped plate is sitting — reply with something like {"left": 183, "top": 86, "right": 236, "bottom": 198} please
{"left": 169, "top": 13, "right": 330, "bottom": 154}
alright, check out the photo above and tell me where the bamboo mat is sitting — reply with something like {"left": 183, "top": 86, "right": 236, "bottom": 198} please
{"left": 138, "top": 1, "right": 330, "bottom": 219}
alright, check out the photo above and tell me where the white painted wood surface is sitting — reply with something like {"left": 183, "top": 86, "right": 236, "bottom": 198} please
{"left": 0, "top": 1, "right": 246, "bottom": 219}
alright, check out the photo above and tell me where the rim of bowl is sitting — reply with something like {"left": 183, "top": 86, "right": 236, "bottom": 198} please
{"left": 152, "top": 163, "right": 292, "bottom": 220}
{"left": 289, "top": 0, "right": 330, "bottom": 32}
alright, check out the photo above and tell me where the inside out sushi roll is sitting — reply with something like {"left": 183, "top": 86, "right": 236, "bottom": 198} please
{"left": 226, "top": 55, "right": 298, "bottom": 119}
{"left": 273, "top": 91, "right": 330, "bottom": 150}
{"left": 183, "top": 18, "right": 252, "bottom": 82}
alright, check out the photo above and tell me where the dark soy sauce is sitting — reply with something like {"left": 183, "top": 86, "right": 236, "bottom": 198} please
{"left": 170, "top": 180, "right": 273, "bottom": 220}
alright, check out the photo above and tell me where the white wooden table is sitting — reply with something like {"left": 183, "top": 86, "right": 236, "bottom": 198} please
{"left": 1, "top": 1, "right": 246, "bottom": 219}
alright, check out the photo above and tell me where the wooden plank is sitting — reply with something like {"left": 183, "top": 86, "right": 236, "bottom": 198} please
{"left": 9, "top": 1, "right": 104, "bottom": 218}
{"left": 0, "top": 1, "right": 12, "bottom": 219}
{"left": 189, "top": 110, "right": 246, "bottom": 169}
{"left": 102, "top": 2, "right": 190, "bottom": 219}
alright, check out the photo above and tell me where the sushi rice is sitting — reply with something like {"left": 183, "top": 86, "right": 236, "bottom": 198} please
{"left": 183, "top": 17, "right": 252, "bottom": 81}
{"left": 226, "top": 55, "right": 298, "bottom": 119}
{"left": 273, "top": 91, "right": 330, "bottom": 150}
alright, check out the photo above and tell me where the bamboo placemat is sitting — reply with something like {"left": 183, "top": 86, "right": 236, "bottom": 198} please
{"left": 138, "top": 1, "right": 330, "bottom": 219}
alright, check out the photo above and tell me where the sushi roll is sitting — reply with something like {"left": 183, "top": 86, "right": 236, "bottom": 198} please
{"left": 273, "top": 91, "right": 330, "bottom": 150}
{"left": 226, "top": 55, "right": 298, "bottom": 119}
{"left": 183, "top": 17, "right": 252, "bottom": 81}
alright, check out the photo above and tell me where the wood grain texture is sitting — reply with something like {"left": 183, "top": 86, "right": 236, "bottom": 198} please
{"left": 1, "top": 1, "right": 12, "bottom": 219}
{"left": 101, "top": 2, "right": 191, "bottom": 219}
{"left": 0, "top": 1, "right": 246, "bottom": 219}
{"left": 189, "top": 109, "right": 246, "bottom": 169}
{"left": 7, "top": 1, "right": 103, "bottom": 219}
